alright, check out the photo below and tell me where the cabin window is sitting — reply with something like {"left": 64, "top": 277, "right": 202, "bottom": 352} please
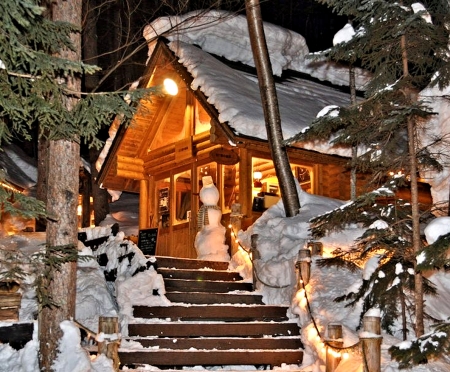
{"left": 175, "top": 170, "right": 192, "bottom": 223}
{"left": 156, "top": 178, "right": 170, "bottom": 228}
{"left": 222, "top": 163, "right": 239, "bottom": 212}
{"left": 251, "top": 157, "right": 313, "bottom": 211}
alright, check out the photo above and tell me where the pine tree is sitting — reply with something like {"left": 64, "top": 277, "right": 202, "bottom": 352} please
{"left": 1, "top": 0, "right": 154, "bottom": 367}
{"left": 286, "top": 0, "right": 450, "bottom": 344}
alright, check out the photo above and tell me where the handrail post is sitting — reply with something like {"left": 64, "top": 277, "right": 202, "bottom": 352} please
{"left": 296, "top": 248, "right": 311, "bottom": 285}
{"left": 326, "top": 323, "right": 343, "bottom": 372}
{"left": 360, "top": 311, "right": 382, "bottom": 372}
{"left": 250, "top": 234, "right": 260, "bottom": 289}
{"left": 98, "top": 316, "right": 120, "bottom": 371}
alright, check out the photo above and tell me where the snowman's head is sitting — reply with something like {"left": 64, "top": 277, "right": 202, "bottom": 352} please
{"left": 199, "top": 184, "right": 219, "bottom": 205}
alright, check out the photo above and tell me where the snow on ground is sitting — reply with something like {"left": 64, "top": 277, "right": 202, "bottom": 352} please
{"left": 1, "top": 188, "right": 450, "bottom": 371}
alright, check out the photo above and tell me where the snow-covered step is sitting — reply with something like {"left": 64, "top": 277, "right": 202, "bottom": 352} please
{"left": 128, "top": 336, "right": 303, "bottom": 350}
{"left": 133, "top": 304, "right": 290, "bottom": 321}
{"left": 154, "top": 256, "right": 229, "bottom": 270}
{"left": 128, "top": 321, "right": 300, "bottom": 338}
{"left": 118, "top": 349, "right": 303, "bottom": 367}
{"left": 165, "top": 291, "right": 264, "bottom": 305}
{"left": 163, "top": 278, "right": 253, "bottom": 293}
{"left": 158, "top": 267, "right": 242, "bottom": 281}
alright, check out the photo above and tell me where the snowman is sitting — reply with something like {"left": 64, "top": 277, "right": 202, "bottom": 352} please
{"left": 194, "top": 176, "right": 230, "bottom": 261}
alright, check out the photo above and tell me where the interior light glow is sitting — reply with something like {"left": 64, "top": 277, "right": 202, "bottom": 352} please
{"left": 253, "top": 171, "right": 262, "bottom": 180}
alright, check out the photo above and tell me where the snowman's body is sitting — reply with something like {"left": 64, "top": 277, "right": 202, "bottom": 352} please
{"left": 194, "top": 179, "right": 230, "bottom": 262}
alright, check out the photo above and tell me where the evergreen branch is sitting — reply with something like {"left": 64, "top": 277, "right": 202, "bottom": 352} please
{"left": 417, "top": 232, "right": 450, "bottom": 270}
{"left": 389, "top": 321, "right": 450, "bottom": 368}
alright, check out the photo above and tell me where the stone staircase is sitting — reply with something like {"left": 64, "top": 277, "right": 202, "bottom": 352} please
{"left": 119, "top": 256, "right": 303, "bottom": 370}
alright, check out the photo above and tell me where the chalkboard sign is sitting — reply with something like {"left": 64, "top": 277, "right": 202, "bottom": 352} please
{"left": 138, "top": 228, "right": 158, "bottom": 256}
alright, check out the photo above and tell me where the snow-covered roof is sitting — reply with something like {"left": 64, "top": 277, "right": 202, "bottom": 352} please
{"left": 169, "top": 40, "right": 353, "bottom": 143}
{"left": 0, "top": 144, "right": 37, "bottom": 190}
{"left": 143, "top": 10, "right": 370, "bottom": 89}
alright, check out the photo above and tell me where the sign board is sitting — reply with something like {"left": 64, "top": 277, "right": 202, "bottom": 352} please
{"left": 138, "top": 228, "right": 158, "bottom": 256}
{"left": 175, "top": 138, "right": 192, "bottom": 162}
{"left": 209, "top": 148, "right": 239, "bottom": 165}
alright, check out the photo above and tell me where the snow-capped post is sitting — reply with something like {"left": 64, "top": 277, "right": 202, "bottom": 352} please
{"left": 98, "top": 316, "right": 120, "bottom": 371}
{"left": 296, "top": 249, "right": 311, "bottom": 285}
{"left": 250, "top": 234, "right": 261, "bottom": 288}
{"left": 359, "top": 310, "right": 382, "bottom": 372}
{"left": 326, "top": 323, "right": 343, "bottom": 372}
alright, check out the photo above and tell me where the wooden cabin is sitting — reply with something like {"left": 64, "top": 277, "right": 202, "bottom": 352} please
{"left": 97, "top": 37, "right": 357, "bottom": 259}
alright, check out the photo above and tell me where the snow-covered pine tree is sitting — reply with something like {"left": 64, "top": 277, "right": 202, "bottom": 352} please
{"left": 0, "top": 0, "right": 151, "bottom": 223}
{"left": 311, "top": 175, "right": 436, "bottom": 339}
{"left": 286, "top": 0, "right": 450, "bottom": 345}
{"left": 388, "top": 230, "right": 450, "bottom": 368}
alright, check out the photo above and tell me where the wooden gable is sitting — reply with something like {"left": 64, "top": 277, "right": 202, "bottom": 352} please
{"left": 97, "top": 39, "right": 214, "bottom": 193}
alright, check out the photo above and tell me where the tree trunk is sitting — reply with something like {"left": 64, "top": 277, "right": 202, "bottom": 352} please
{"left": 36, "top": 137, "right": 48, "bottom": 232}
{"left": 39, "top": 141, "right": 80, "bottom": 370}
{"left": 349, "top": 65, "right": 357, "bottom": 200}
{"left": 245, "top": 0, "right": 300, "bottom": 217}
{"left": 408, "top": 116, "right": 424, "bottom": 337}
{"left": 399, "top": 284, "right": 408, "bottom": 341}
{"left": 39, "top": 0, "right": 82, "bottom": 369}
{"left": 90, "top": 146, "right": 110, "bottom": 225}
{"left": 401, "top": 34, "right": 424, "bottom": 337}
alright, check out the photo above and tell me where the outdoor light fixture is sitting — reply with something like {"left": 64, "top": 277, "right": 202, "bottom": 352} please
{"left": 163, "top": 78, "right": 178, "bottom": 96}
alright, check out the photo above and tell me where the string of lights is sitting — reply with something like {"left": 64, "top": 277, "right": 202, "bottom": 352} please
{"left": 227, "top": 223, "right": 368, "bottom": 364}
{"left": 297, "top": 258, "right": 361, "bottom": 359}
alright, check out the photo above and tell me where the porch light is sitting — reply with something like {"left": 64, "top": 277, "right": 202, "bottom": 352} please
{"left": 163, "top": 78, "right": 178, "bottom": 96}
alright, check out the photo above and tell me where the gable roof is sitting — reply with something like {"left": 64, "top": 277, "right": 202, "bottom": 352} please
{"left": 97, "top": 37, "right": 355, "bottom": 193}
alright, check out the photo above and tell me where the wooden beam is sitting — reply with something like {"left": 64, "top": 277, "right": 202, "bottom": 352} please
{"left": 117, "top": 155, "right": 144, "bottom": 166}
{"left": 139, "top": 179, "right": 149, "bottom": 230}
{"left": 117, "top": 162, "right": 145, "bottom": 174}
{"left": 115, "top": 169, "right": 145, "bottom": 180}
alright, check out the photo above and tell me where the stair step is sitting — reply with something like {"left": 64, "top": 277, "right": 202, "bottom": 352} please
{"left": 128, "top": 336, "right": 303, "bottom": 350}
{"left": 128, "top": 321, "right": 300, "bottom": 338}
{"left": 133, "top": 305, "right": 288, "bottom": 321}
{"left": 121, "top": 256, "right": 303, "bottom": 369}
{"left": 159, "top": 268, "right": 242, "bottom": 281}
{"left": 155, "top": 256, "right": 229, "bottom": 271}
{"left": 119, "top": 349, "right": 303, "bottom": 367}
{"left": 164, "top": 278, "right": 253, "bottom": 293}
{"left": 165, "top": 291, "right": 264, "bottom": 304}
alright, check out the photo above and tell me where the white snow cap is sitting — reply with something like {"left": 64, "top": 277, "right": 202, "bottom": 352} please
{"left": 365, "top": 307, "right": 381, "bottom": 317}
{"left": 333, "top": 23, "right": 355, "bottom": 46}
{"left": 411, "top": 2, "right": 432, "bottom": 24}
{"left": 143, "top": 10, "right": 309, "bottom": 76}
{"left": 316, "top": 105, "right": 340, "bottom": 118}
{"left": 424, "top": 216, "right": 450, "bottom": 244}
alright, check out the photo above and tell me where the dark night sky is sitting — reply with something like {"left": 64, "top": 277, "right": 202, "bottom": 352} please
{"left": 260, "top": 0, "right": 347, "bottom": 52}
{"left": 94, "top": 0, "right": 346, "bottom": 92}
